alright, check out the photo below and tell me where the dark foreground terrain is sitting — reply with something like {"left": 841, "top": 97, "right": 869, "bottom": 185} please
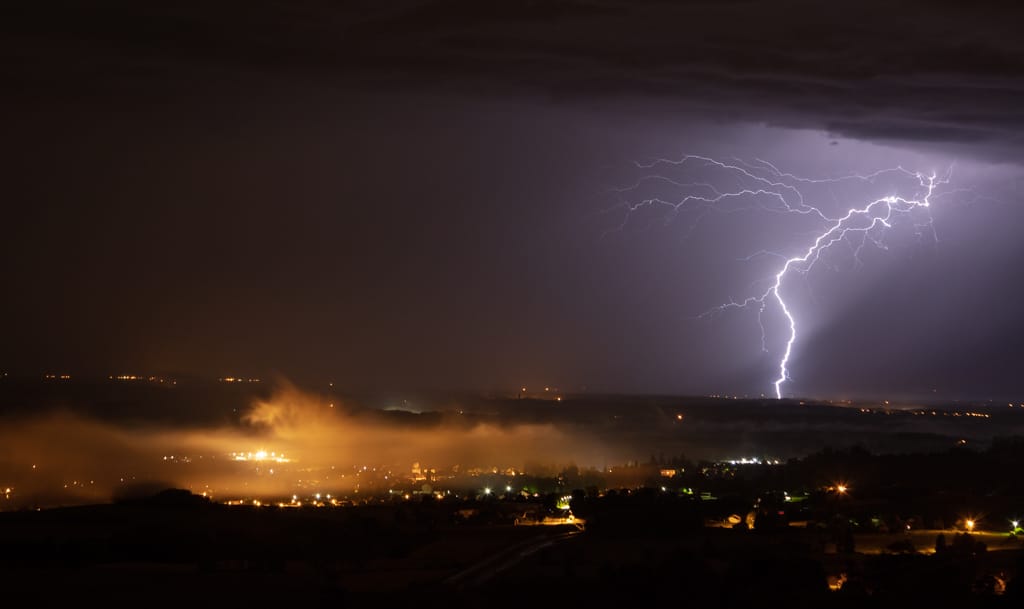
{"left": 2, "top": 476, "right": 1023, "bottom": 609}
{"left": 0, "top": 493, "right": 573, "bottom": 607}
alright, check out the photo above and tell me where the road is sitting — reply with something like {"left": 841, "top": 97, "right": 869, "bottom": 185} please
{"left": 444, "top": 527, "right": 583, "bottom": 589}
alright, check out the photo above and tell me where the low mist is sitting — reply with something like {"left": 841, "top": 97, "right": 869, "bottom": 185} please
{"left": 0, "top": 384, "right": 610, "bottom": 508}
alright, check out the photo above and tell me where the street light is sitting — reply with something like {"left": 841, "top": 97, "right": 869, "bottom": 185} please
{"left": 965, "top": 519, "right": 975, "bottom": 532}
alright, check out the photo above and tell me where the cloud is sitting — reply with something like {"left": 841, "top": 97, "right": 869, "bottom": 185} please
{"left": 0, "top": 383, "right": 607, "bottom": 507}
{"left": 5, "top": 1, "right": 1022, "bottom": 157}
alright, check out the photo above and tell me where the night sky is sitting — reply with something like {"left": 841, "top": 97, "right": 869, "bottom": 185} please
{"left": 3, "top": 1, "right": 1023, "bottom": 400}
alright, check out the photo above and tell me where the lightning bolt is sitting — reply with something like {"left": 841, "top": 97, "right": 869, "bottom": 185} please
{"left": 612, "top": 155, "right": 950, "bottom": 399}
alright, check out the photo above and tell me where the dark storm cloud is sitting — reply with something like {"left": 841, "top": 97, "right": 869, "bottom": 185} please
{"left": 4, "top": 0, "right": 1024, "bottom": 156}
{"left": 3, "top": 1, "right": 1023, "bottom": 400}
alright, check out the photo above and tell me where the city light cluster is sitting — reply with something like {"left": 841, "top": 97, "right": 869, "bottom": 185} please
{"left": 231, "top": 450, "right": 290, "bottom": 463}
{"left": 725, "top": 457, "right": 781, "bottom": 466}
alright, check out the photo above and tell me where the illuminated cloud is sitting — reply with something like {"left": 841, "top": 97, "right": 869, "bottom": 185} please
{"left": 0, "top": 384, "right": 607, "bottom": 508}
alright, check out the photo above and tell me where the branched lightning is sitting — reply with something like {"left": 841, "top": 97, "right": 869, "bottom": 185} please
{"left": 612, "top": 155, "right": 951, "bottom": 399}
